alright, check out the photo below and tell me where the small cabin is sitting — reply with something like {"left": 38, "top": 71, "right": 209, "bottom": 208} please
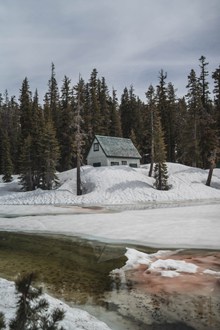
{"left": 86, "top": 135, "right": 141, "bottom": 167}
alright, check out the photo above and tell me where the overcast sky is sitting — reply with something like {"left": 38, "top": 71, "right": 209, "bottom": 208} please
{"left": 0, "top": 0, "right": 219, "bottom": 103}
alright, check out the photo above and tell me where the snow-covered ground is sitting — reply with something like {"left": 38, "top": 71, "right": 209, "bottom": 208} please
{"left": 0, "top": 163, "right": 220, "bottom": 329}
{"left": 0, "top": 277, "right": 111, "bottom": 330}
{"left": 0, "top": 163, "right": 220, "bottom": 205}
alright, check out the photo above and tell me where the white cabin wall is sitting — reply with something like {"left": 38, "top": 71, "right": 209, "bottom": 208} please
{"left": 87, "top": 138, "right": 108, "bottom": 166}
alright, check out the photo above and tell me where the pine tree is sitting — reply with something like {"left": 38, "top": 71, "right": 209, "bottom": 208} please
{"left": 153, "top": 108, "right": 169, "bottom": 190}
{"left": 40, "top": 119, "right": 60, "bottom": 190}
{"left": 9, "top": 273, "right": 65, "bottom": 330}
{"left": 120, "top": 86, "right": 141, "bottom": 140}
{"left": 185, "top": 69, "right": 202, "bottom": 167}
{"left": 7, "top": 96, "right": 20, "bottom": 173}
{"left": 31, "top": 90, "right": 44, "bottom": 188}
{"left": 146, "top": 84, "right": 156, "bottom": 177}
{"left": 156, "top": 70, "right": 177, "bottom": 162}
{"left": 120, "top": 87, "right": 131, "bottom": 137}
{"left": 175, "top": 97, "right": 189, "bottom": 164}
{"left": 0, "top": 313, "right": 5, "bottom": 330}
{"left": 80, "top": 81, "right": 93, "bottom": 159}
{"left": 1, "top": 132, "right": 13, "bottom": 182}
{"left": 167, "top": 82, "right": 177, "bottom": 162}
{"left": 198, "top": 56, "right": 216, "bottom": 168}
{"left": 74, "top": 77, "right": 85, "bottom": 196}
{"left": 89, "top": 68, "right": 102, "bottom": 134}
{"left": 19, "top": 135, "right": 34, "bottom": 191}
{"left": 212, "top": 65, "right": 220, "bottom": 139}
{"left": 98, "top": 77, "right": 111, "bottom": 135}
{"left": 0, "top": 92, "right": 20, "bottom": 174}
{"left": 108, "top": 89, "right": 122, "bottom": 137}
{"left": 18, "top": 78, "right": 34, "bottom": 190}
{"left": 19, "top": 78, "right": 32, "bottom": 140}
{"left": 59, "top": 76, "right": 75, "bottom": 171}
{"left": 46, "top": 63, "right": 60, "bottom": 135}
{"left": 199, "top": 55, "right": 210, "bottom": 110}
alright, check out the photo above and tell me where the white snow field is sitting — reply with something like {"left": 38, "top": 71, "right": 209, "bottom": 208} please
{"left": 0, "top": 163, "right": 220, "bottom": 329}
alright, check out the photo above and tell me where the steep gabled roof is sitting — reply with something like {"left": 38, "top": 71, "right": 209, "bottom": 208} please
{"left": 95, "top": 135, "right": 141, "bottom": 159}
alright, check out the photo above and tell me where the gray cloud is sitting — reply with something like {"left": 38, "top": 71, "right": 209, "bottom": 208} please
{"left": 0, "top": 0, "right": 219, "bottom": 102}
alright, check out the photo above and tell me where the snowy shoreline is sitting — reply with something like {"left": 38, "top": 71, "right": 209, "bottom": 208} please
{"left": 0, "top": 202, "right": 219, "bottom": 250}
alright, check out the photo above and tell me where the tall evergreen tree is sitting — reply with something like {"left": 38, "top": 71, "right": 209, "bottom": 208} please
{"left": 19, "top": 134, "right": 34, "bottom": 191}
{"left": 153, "top": 108, "right": 169, "bottom": 190}
{"left": 146, "top": 84, "right": 156, "bottom": 177}
{"left": 98, "top": 77, "right": 111, "bottom": 135}
{"left": 167, "top": 82, "right": 177, "bottom": 162}
{"left": 156, "top": 70, "right": 176, "bottom": 162}
{"left": 89, "top": 68, "right": 102, "bottom": 134}
{"left": 185, "top": 69, "right": 202, "bottom": 167}
{"left": 46, "top": 63, "right": 60, "bottom": 136}
{"left": 7, "top": 96, "right": 20, "bottom": 173}
{"left": 212, "top": 65, "right": 220, "bottom": 138}
{"left": 31, "top": 90, "right": 44, "bottom": 188}
{"left": 1, "top": 131, "right": 13, "bottom": 182}
{"left": 19, "top": 78, "right": 32, "bottom": 140}
{"left": 120, "top": 86, "right": 141, "bottom": 140}
{"left": 198, "top": 56, "right": 216, "bottom": 168}
{"left": 120, "top": 87, "right": 131, "bottom": 137}
{"left": 108, "top": 89, "right": 122, "bottom": 137}
{"left": 199, "top": 55, "right": 210, "bottom": 110}
{"left": 18, "top": 78, "right": 34, "bottom": 190}
{"left": 175, "top": 97, "right": 189, "bottom": 164}
{"left": 74, "top": 77, "right": 85, "bottom": 196}
{"left": 40, "top": 118, "right": 60, "bottom": 190}
{"left": 80, "top": 81, "right": 93, "bottom": 158}
{"left": 59, "top": 76, "right": 75, "bottom": 171}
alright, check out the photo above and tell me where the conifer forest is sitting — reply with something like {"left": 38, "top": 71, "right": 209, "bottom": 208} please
{"left": 0, "top": 56, "right": 219, "bottom": 190}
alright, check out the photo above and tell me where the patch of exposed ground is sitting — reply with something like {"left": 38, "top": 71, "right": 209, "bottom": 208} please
{"left": 107, "top": 251, "right": 220, "bottom": 330}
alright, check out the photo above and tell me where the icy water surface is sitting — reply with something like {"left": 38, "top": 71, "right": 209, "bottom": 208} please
{"left": 0, "top": 232, "right": 219, "bottom": 330}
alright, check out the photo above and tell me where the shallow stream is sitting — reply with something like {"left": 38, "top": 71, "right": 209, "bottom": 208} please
{"left": 0, "top": 232, "right": 219, "bottom": 330}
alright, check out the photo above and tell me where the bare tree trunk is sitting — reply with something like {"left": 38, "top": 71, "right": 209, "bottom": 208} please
{"left": 206, "top": 150, "right": 216, "bottom": 187}
{"left": 192, "top": 116, "right": 197, "bottom": 167}
{"left": 158, "top": 163, "right": 162, "bottom": 190}
{"left": 76, "top": 75, "right": 84, "bottom": 196}
{"left": 77, "top": 154, "right": 82, "bottom": 195}
{"left": 149, "top": 105, "right": 154, "bottom": 177}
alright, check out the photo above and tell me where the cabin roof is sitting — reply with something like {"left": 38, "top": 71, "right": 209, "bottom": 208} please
{"left": 94, "top": 135, "right": 141, "bottom": 159}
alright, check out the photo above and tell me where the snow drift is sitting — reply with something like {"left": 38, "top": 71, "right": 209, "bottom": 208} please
{"left": 0, "top": 163, "right": 220, "bottom": 206}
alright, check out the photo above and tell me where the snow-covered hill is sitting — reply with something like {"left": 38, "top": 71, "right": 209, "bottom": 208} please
{"left": 0, "top": 163, "right": 220, "bottom": 205}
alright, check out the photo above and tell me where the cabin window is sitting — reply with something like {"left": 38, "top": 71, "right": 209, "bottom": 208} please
{"left": 93, "top": 162, "right": 101, "bottom": 167}
{"left": 111, "top": 162, "right": 119, "bottom": 166}
{"left": 94, "top": 143, "right": 99, "bottom": 151}
{"left": 129, "top": 163, "right": 137, "bottom": 168}
{"left": 122, "top": 161, "right": 127, "bottom": 165}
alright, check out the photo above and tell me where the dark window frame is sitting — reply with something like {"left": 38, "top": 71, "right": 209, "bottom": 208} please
{"left": 129, "top": 163, "right": 137, "bottom": 168}
{"left": 93, "top": 143, "right": 99, "bottom": 151}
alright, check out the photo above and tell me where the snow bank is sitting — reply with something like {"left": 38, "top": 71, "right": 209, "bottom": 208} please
{"left": 112, "top": 248, "right": 220, "bottom": 280}
{"left": 149, "top": 259, "right": 198, "bottom": 274}
{"left": 0, "top": 163, "right": 219, "bottom": 205}
{"left": 112, "top": 248, "right": 198, "bottom": 279}
{"left": 0, "top": 278, "right": 111, "bottom": 330}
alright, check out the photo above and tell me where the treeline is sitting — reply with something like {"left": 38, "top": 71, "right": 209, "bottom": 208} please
{"left": 0, "top": 56, "right": 219, "bottom": 190}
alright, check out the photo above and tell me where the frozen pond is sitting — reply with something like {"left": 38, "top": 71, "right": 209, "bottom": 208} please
{"left": 0, "top": 231, "right": 219, "bottom": 330}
